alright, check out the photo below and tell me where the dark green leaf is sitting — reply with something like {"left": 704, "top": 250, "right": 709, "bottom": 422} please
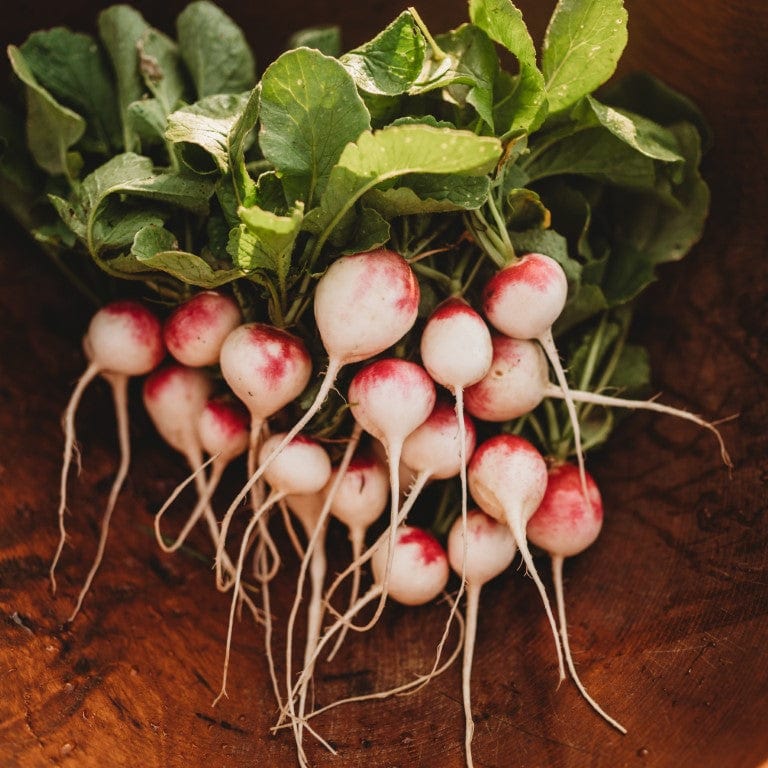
{"left": 554, "top": 283, "right": 608, "bottom": 334}
{"left": 287, "top": 26, "right": 342, "bottom": 57}
{"left": 469, "top": 0, "right": 547, "bottom": 133}
{"left": 542, "top": 0, "right": 628, "bottom": 114}
{"left": 20, "top": 28, "right": 121, "bottom": 155}
{"left": 573, "top": 96, "right": 684, "bottom": 164}
{"left": 258, "top": 48, "right": 370, "bottom": 205}
{"left": 7, "top": 45, "right": 85, "bottom": 178}
{"left": 341, "top": 11, "right": 427, "bottom": 96}
{"left": 176, "top": 1, "right": 256, "bottom": 98}
{"left": 428, "top": 24, "right": 498, "bottom": 130}
{"left": 505, "top": 188, "right": 550, "bottom": 230}
{"left": 525, "top": 126, "right": 657, "bottom": 188}
{"left": 125, "top": 99, "right": 167, "bottom": 147}
{"left": 98, "top": 5, "right": 151, "bottom": 152}
{"left": 137, "top": 27, "right": 188, "bottom": 115}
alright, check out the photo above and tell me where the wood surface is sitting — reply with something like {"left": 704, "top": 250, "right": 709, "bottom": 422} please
{"left": 1, "top": 1, "right": 767, "bottom": 767}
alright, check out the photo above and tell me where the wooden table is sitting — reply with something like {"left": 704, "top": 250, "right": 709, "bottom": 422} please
{"left": 1, "top": 1, "right": 766, "bottom": 766}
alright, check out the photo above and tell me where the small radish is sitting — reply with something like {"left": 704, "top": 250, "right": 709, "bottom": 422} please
{"left": 220, "top": 248, "right": 420, "bottom": 534}
{"left": 527, "top": 463, "right": 626, "bottom": 733}
{"left": 420, "top": 296, "right": 493, "bottom": 610}
{"left": 346, "top": 358, "right": 436, "bottom": 630}
{"left": 468, "top": 434, "right": 565, "bottom": 681}
{"left": 447, "top": 509, "right": 517, "bottom": 768}
{"left": 216, "top": 322, "right": 312, "bottom": 582}
{"left": 482, "top": 253, "right": 589, "bottom": 500}
{"left": 216, "top": 433, "right": 331, "bottom": 704}
{"left": 154, "top": 398, "right": 250, "bottom": 556}
{"left": 325, "top": 451, "right": 390, "bottom": 660}
{"left": 283, "top": 524, "right": 450, "bottom": 745}
{"left": 163, "top": 290, "right": 242, "bottom": 367}
{"left": 51, "top": 300, "right": 164, "bottom": 617}
{"left": 465, "top": 335, "right": 732, "bottom": 464}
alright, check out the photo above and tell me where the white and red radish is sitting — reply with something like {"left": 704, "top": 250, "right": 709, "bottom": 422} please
{"left": 216, "top": 433, "right": 332, "bottom": 704}
{"left": 163, "top": 290, "right": 242, "bottom": 367}
{"left": 420, "top": 296, "right": 493, "bottom": 602}
{"left": 526, "top": 463, "right": 626, "bottom": 733}
{"left": 325, "top": 451, "right": 389, "bottom": 659}
{"left": 220, "top": 248, "right": 420, "bottom": 528}
{"left": 154, "top": 398, "right": 250, "bottom": 556}
{"left": 468, "top": 434, "right": 565, "bottom": 680}
{"left": 216, "top": 322, "right": 312, "bottom": 579}
{"left": 447, "top": 509, "right": 517, "bottom": 768}
{"left": 465, "top": 335, "right": 732, "bottom": 464}
{"left": 284, "top": 525, "right": 451, "bottom": 731}
{"left": 52, "top": 300, "right": 164, "bottom": 617}
{"left": 346, "top": 358, "right": 436, "bottom": 630}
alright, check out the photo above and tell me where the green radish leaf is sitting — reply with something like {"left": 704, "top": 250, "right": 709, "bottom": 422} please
{"left": 432, "top": 24, "right": 498, "bottom": 130}
{"left": 227, "top": 85, "right": 260, "bottom": 206}
{"left": 7, "top": 45, "right": 85, "bottom": 178}
{"left": 524, "top": 126, "right": 657, "bottom": 188}
{"left": 137, "top": 27, "right": 188, "bottom": 115}
{"left": 365, "top": 174, "right": 490, "bottom": 217}
{"left": 229, "top": 201, "right": 304, "bottom": 282}
{"left": 469, "top": 0, "right": 547, "bottom": 133}
{"left": 542, "top": 0, "right": 628, "bottom": 114}
{"left": 509, "top": 227, "right": 580, "bottom": 285}
{"left": 176, "top": 1, "right": 256, "bottom": 98}
{"left": 341, "top": 11, "right": 427, "bottom": 96}
{"left": 131, "top": 225, "right": 243, "bottom": 285}
{"left": 336, "top": 206, "right": 391, "bottom": 253}
{"left": 573, "top": 96, "right": 684, "bottom": 164}
{"left": 19, "top": 28, "right": 121, "bottom": 155}
{"left": 306, "top": 124, "right": 501, "bottom": 251}
{"left": 288, "top": 26, "right": 342, "bottom": 57}
{"left": 259, "top": 48, "right": 370, "bottom": 206}
{"left": 600, "top": 71, "right": 712, "bottom": 151}
{"left": 97, "top": 5, "right": 151, "bottom": 152}
{"left": 505, "top": 188, "right": 550, "bottom": 230}
{"left": 94, "top": 204, "right": 165, "bottom": 251}
{"left": 608, "top": 343, "right": 651, "bottom": 392}
{"left": 166, "top": 93, "right": 252, "bottom": 172}
{"left": 125, "top": 98, "right": 168, "bottom": 147}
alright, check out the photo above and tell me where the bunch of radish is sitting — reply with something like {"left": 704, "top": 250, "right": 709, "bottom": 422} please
{"left": 50, "top": 246, "right": 730, "bottom": 768}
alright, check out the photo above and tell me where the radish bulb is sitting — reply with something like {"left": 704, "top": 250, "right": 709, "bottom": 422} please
{"left": 527, "top": 463, "right": 627, "bottom": 733}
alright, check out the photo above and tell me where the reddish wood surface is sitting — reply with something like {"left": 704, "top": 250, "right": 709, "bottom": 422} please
{"left": 1, "top": 1, "right": 767, "bottom": 767}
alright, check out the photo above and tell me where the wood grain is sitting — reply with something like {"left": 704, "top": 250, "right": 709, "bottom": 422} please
{"left": 1, "top": 1, "right": 767, "bottom": 767}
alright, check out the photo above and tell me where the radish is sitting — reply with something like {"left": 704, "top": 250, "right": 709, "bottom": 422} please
{"left": 325, "top": 450, "right": 389, "bottom": 660}
{"left": 447, "top": 509, "right": 517, "bottom": 768}
{"left": 419, "top": 296, "right": 493, "bottom": 614}
{"left": 216, "top": 322, "right": 312, "bottom": 583}
{"left": 163, "top": 290, "right": 242, "bottom": 367}
{"left": 154, "top": 398, "right": 250, "bottom": 556}
{"left": 216, "top": 433, "right": 331, "bottom": 704}
{"left": 346, "top": 358, "right": 436, "bottom": 630}
{"left": 465, "top": 335, "right": 731, "bottom": 464}
{"left": 481, "top": 253, "right": 590, "bottom": 499}
{"left": 219, "top": 248, "right": 420, "bottom": 535}
{"left": 527, "top": 463, "right": 626, "bottom": 733}
{"left": 283, "top": 524, "right": 450, "bottom": 750}
{"left": 51, "top": 300, "right": 164, "bottom": 617}
{"left": 468, "top": 434, "right": 565, "bottom": 680}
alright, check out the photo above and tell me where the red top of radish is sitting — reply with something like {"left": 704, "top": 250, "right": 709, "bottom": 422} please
{"left": 197, "top": 399, "right": 250, "bottom": 461}
{"left": 482, "top": 253, "right": 568, "bottom": 340}
{"left": 526, "top": 463, "right": 604, "bottom": 558}
{"left": 219, "top": 323, "right": 312, "bottom": 421}
{"left": 87, "top": 300, "right": 164, "bottom": 376}
{"left": 163, "top": 291, "right": 241, "bottom": 368}
{"left": 420, "top": 296, "right": 493, "bottom": 390}
{"left": 468, "top": 434, "right": 548, "bottom": 524}
{"left": 313, "top": 249, "right": 420, "bottom": 365}
{"left": 370, "top": 525, "right": 449, "bottom": 606}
